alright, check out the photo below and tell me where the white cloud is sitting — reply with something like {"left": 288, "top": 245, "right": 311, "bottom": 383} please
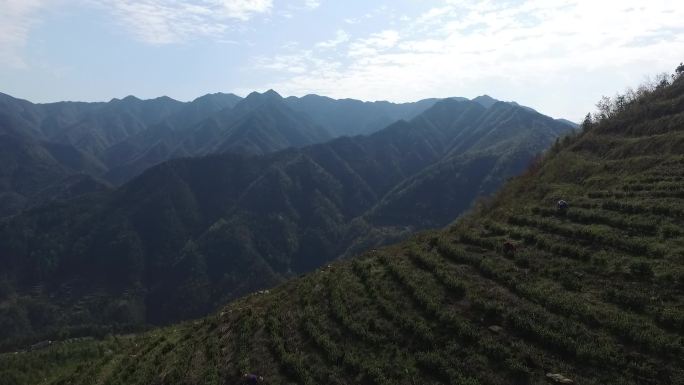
{"left": 253, "top": 0, "right": 684, "bottom": 120}
{"left": 304, "top": 0, "right": 320, "bottom": 10}
{"left": 101, "top": 0, "right": 273, "bottom": 44}
{"left": 254, "top": 50, "right": 342, "bottom": 75}
{"left": 217, "top": 0, "right": 273, "bottom": 20}
{"left": 316, "top": 30, "right": 349, "bottom": 49}
{"left": 348, "top": 30, "right": 399, "bottom": 57}
{"left": 0, "top": 0, "right": 45, "bottom": 68}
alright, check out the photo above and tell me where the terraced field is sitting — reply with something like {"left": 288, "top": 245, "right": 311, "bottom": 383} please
{"left": 2, "top": 77, "right": 684, "bottom": 384}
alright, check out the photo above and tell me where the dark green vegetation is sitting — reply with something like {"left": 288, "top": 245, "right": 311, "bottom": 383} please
{"left": 0, "top": 95, "right": 571, "bottom": 348}
{"left": 3, "top": 68, "right": 682, "bottom": 385}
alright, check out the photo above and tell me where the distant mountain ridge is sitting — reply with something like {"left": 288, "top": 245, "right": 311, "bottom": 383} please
{"left": 0, "top": 90, "right": 566, "bottom": 216}
{"left": 0, "top": 91, "right": 427, "bottom": 216}
{"left": 102, "top": 91, "right": 331, "bottom": 184}
{"left": 283, "top": 94, "right": 450, "bottom": 136}
{"left": 0, "top": 97, "right": 572, "bottom": 345}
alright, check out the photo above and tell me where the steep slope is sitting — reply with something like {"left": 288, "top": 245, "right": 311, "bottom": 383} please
{"left": 0, "top": 94, "right": 207, "bottom": 215}
{"left": 0, "top": 92, "right": 103, "bottom": 139}
{"left": 101, "top": 92, "right": 242, "bottom": 168}
{"left": 0, "top": 91, "right": 335, "bottom": 213}
{"left": 103, "top": 90, "right": 330, "bottom": 178}
{"left": 104, "top": 90, "right": 332, "bottom": 184}
{"left": 5, "top": 70, "right": 683, "bottom": 385}
{"left": 0, "top": 99, "right": 571, "bottom": 347}
{"left": 366, "top": 101, "right": 572, "bottom": 229}
{"left": 52, "top": 96, "right": 186, "bottom": 156}
{"left": 208, "top": 90, "right": 332, "bottom": 154}
{"left": 0, "top": 94, "right": 109, "bottom": 215}
{"left": 0, "top": 91, "right": 562, "bottom": 216}
{"left": 0, "top": 132, "right": 108, "bottom": 217}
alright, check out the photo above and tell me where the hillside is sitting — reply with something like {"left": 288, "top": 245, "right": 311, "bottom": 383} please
{"left": 0, "top": 92, "right": 236, "bottom": 215}
{"left": 0, "top": 98, "right": 571, "bottom": 347}
{"left": 0, "top": 132, "right": 110, "bottom": 217}
{"left": 3, "top": 69, "right": 682, "bottom": 385}
{"left": 365, "top": 101, "right": 569, "bottom": 229}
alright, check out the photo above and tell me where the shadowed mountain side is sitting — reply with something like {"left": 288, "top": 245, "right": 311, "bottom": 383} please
{"left": 358, "top": 102, "right": 571, "bottom": 241}
{"left": 0, "top": 132, "right": 108, "bottom": 217}
{"left": 0, "top": 98, "right": 571, "bottom": 346}
{"left": 0, "top": 89, "right": 565, "bottom": 217}
{"left": 103, "top": 92, "right": 331, "bottom": 185}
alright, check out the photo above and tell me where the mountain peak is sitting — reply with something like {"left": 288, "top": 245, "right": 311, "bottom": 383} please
{"left": 471, "top": 94, "right": 499, "bottom": 108}
{"left": 263, "top": 89, "right": 282, "bottom": 98}
{"left": 122, "top": 95, "right": 141, "bottom": 102}
{"left": 244, "top": 89, "right": 283, "bottom": 100}
{"left": 108, "top": 95, "right": 142, "bottom": 106}
{"left": 238, "top": 90, "right": 285, "bottom": 111}
{"left": 190, "top": 93, "right": 242, "bottom": 111}
{"left": 192, "top": 92, "right": 240, "bottom": 102}
{"left": 153, "top": 95, "right": 178, "bottom": 103}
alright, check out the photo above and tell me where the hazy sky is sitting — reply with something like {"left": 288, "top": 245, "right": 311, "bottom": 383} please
{"left": 1, "top": 0, "right": 682, "bottom": 120}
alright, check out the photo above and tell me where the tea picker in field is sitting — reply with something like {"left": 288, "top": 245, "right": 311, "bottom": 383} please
{"left": 243, "top": 373, "right": 263, "bottom": 385}
{"left": 557, "top": 199, "right": 569, "bottom": 213}
{"left": 503, "top": 240, "right": 517, "bottom": 257}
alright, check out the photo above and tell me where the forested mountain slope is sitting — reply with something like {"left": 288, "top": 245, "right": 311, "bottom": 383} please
{"left": 0, "top": 131, "right": 110, "bottom": 217}
{"left": 0, "top": 98, "right": 571, "bottom": 347}
{"left": 4, "top": 68, "right": 682, "bottom": 385}
{"left": 0, "top": 90, "right": 562, "bottom": 216}
{"left": 0, "top": 91, "right": 448, "bottom": 215}
{"left": 0, "top": 91, "right": 328, "bottom": 214}
{"left": 0, "top": 92, "right": 240, "bottom": 215}
{"left": 365, "top": 101, "right": 569, "bottom": 229}
{"left": 102, "top": 91, "right": 332, "bottom": 184}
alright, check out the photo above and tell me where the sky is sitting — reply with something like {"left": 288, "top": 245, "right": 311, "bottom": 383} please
{"left": 0, "top": 0, "right": 682, "bottom": 121}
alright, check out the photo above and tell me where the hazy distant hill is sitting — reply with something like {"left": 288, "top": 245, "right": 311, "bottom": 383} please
{"left": 283, "top": 94, "right": 448, "bottom": 136}
{"left": 0, "top": 92, "right": 241, "bottom": 215}
{"left": 0, "top": 97, "right": 571, "bottom": 345}
{"left": 0, "top": 91, "right": 458, "bottom": 215}
{"left": 0, "top": 89, "right": 565, "bottom": 216}
{"left": 103, "top": 91, "right": 332, "bottom": 184}
{"left": 556, "top": 117, "right": 579, "bottom": 128}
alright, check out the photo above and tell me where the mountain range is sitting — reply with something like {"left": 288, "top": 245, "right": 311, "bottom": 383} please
{"left": 2, "top": 63, "right": 681, "bottom": 385}
{"left": 0, "top": 91, "right": 576, "bottom": 218}
{"left": 0, "top": 93, "right": 573, "bottom": 346}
